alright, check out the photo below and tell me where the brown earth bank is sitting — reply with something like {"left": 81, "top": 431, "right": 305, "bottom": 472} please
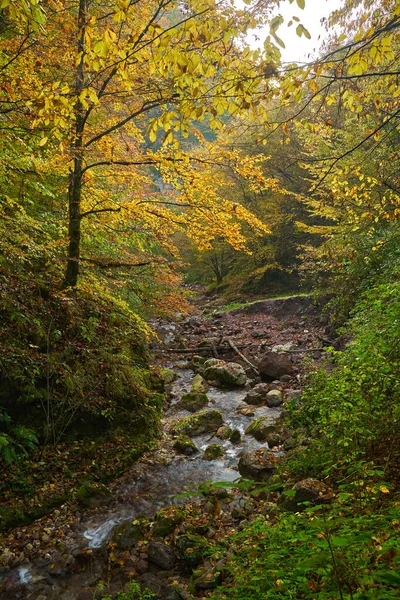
{"left": 0, "top": 294, "right": 331, "bottom": 600}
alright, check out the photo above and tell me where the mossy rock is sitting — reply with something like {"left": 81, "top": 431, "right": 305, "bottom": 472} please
{"left": 160, "top": 368, "right": 178, "bottom": 384}
{"left": 171, "top": 410, "right": 223, "bottom": 436}
{"left": 76, "top": 481, "right": 111, "bottom": 508}
{"left": 111, "top": 517, "right": 149, "bottom": 549}
{"left": 175, "top": 533, "right": 209, "bottom": 568}
{"left": 245, "top": 417, "right": 277, "bottom": 442}
{"left": 177, "top": 392, "right": 209, "bottom": 412}
{"left": 202, "top": 443, "right": 223, "bottom": 460}
{"left": 173, "top": 435, "right": 200, "bottom": 456}
{"left": 215, "top": 425, "right": 232, "bottom": 440}
{"left": 191, "top": 374, "right": 209, "bottom": 394}
{"left": 229, "top": 429, "right": 241, "bottom": 444}
{"left": 192, "top": 567, "right": 222, "bottom": 590}
{"left": 203, "top": 360, "right": 247, "bottom": 387}
{"left": 153, "top": 507, "right": 185, "bottom": 537}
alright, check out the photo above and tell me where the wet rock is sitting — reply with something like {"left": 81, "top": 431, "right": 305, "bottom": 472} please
{"left": 160, "top": 368, "right": 178, "bottom": 384}
{"left": 244, "top": 383, "right": 269, "bottom": 405}
{"left": 177, "top": 391, "right": 209, "bottom": 412}
{"left": 258, "top": 353, "right": 293, "bottom": 380}
{"left": 245, "top": 417, "right": 277, "bottom": 441}
{"left": 175, "top": 534, "right": 209, "bottom": 569}
{"left": 265, "top": 389, "right": 283, "bottom": 407}
{"left": 148, "top": 540, "right": 176, "bottom": 570}
{"left": 191, "top": 374, "right": 209, "bottom": 394}
{"left": 203, "top": 359, "right": 247, "bottom": 387}
{"left": 236, "top": 405, "right": 256, "bottom": 417}
{"left": 173, "top": 435, "right": 199, "bottom": 456}
{"left": 265, "top": 432, "right": 283, "bottom": 448}
{"left": 229, "top": 429, "right": 241, "bottom": 444}
{"left": 171, "top": 410, "right": 223, "bottom": 436}
{"left": 278, "top": 479, "right": 333, "bottom": 512}
{"left": 215, "top": 425, "right": 232, "bottom": 440}
{"left": 238, "top": 449, "right": 279, "bottom": 481}
{"left": 202, "top": 443, "right": 223, "bottom": 460}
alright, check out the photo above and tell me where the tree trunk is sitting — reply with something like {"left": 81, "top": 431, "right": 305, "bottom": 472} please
{"left": 64, "top": 0, "right": 86, "bottom": 288}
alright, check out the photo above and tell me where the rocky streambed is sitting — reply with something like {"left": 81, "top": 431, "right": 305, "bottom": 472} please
{"left": 0, "top": 295, "right": 330, "bottom": 600}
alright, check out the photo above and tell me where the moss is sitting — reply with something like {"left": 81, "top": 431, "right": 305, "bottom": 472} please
{"left": 177, "top": 391, "right": 209, "bottom": 412}
{"left": 173, "top": 435, "right": 199, "bottom": 456}
{"left": 171, "top": 410, "right": 223, "bottom": 436}
{"left": 202, "top": 443, "right": 223, "bottom": 460}
{"left": 76, "top": 480, "right": 111, "bottom": 508}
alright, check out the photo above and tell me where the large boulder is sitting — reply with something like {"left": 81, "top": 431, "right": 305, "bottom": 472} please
{"left": 238, "top": 448, "right": 279, "bottom": 481}
{"left": 258, "top": 353, "right": 293, "bottom": 380}
{"left": 177, "top": 391, "right": 209, "bottom": 412}
{"left": 278, "top": 479, "right": 333, "bottom": 512}
{"left": 203, "top": 359, "right": 247, "bottom": 387}
{"left": 245, "top": 417, "right": 277, "bottom": 442}
{"left": 171, "top": 410, "right": 223, "bottom": 436}
{"left": 244, "top": 383, "right": 269, "bottom": 405}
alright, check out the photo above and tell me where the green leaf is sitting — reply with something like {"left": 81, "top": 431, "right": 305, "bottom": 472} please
{"left": 296, "top": 0, "right": 305, "bottom": 8}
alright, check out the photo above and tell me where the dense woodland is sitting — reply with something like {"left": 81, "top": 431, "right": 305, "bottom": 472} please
{"left": 0, "top": 0, "right": 399, "bottom": 598}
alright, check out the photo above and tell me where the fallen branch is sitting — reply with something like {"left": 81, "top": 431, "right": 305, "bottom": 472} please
{"left": 281, "top": 347, "right": 325, "bottom": 354}
{"left": 227, "top": 338, "right": 259, "bottom": 375}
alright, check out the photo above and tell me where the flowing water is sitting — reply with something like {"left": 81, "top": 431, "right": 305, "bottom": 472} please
{"left": 1, "top": 362, "right": 281, "bottom": 599}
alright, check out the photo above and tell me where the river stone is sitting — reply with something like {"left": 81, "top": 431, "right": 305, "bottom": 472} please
{"left": 112, "top": 518, "right": 148, "bottom": 549}
{"left": 171, "top": 410, "right": 223, "bottom": 436}
{"left": 147, "top": 540, "right": 176, "bottom": 570}
{"left": 245, "top": 417, "right": 277, "bottom": 441}
{"left": 258, "top": 353, "right": 293, "bottom": 380}
{"left": 238, "top": 448, "right": 279, "bottom": 481}
{"left": 244, "top": 383, "right": 269, "bottom": 405}
{"left": 202, "top": 443, "right": 223, "bottom": 460}
{"left": 191, "top": 374, "right": 209, "bottom": 394}
{"left": 175, "top": 534, "right": 209, "bottom": 568}
{"left": 265, "top": 389, "right": 283, "bottom": 407}
{"left": 229, "top": 429, "right": 241, "bottom": 444}
{"left": 160, "top": 368, "right": 178, "bottom": 384}
{"left": 203, "top": 359, "right": 247, "bottom": 387}
{"left": 215, "top": 425, "right": 232, "bottom": 440}
{"left": 236, "top": 405, "right": 256, "bottom": 417}
{"left": 278, "top": 479, "right": 333, "bottom": 512}
{"left": 177, "top": 391, "right": 209, "bottom": 412}
{"left": 173, "top": 435, "right": 199, "bottom": 456}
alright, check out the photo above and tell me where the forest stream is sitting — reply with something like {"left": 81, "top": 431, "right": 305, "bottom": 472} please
{"left": 0, "top": 296, "right": 327, "bottom": 600}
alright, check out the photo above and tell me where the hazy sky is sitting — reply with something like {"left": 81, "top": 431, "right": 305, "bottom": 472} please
{"left": 247, "top": 0, "right": 344, "bottom": 63}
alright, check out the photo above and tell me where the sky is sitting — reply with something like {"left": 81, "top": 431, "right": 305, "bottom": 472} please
{"left": 247, "top": 0, "right": 344, "bottom": 63}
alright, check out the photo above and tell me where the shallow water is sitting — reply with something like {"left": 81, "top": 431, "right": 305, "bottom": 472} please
{"left": 1, "top": 362, "right": 281, "bottom": 597}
